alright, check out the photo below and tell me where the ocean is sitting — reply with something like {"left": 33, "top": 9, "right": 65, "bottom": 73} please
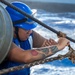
{"left": 31, "top": 9, "right": 75, "bottom": 75}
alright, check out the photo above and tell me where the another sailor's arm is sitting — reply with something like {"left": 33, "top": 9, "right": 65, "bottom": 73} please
{"left": 33, "top": 31, "right": 57, "bottom": 47}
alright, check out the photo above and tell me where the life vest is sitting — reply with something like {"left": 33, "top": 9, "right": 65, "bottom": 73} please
{"left": 0, "top": 35, "right": 33, "bottom": 75}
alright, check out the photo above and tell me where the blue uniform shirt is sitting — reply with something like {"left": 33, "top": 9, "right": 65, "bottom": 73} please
{"left": 0, "top": 35, "right": 32, "bottom": 75}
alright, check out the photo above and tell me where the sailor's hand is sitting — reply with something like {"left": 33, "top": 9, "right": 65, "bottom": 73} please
{"left": 49, "top": 39, "right": 57, "bottom": 45}
{"left": 57, "top": 37, "right": 69, "bottom": 50}
{"left": 42, "top": 39, "right": 57, "bottom": 47}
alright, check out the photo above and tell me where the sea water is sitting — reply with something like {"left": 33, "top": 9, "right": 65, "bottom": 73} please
{"left": 31, "top": 9, "right": 75, "bottom": 75}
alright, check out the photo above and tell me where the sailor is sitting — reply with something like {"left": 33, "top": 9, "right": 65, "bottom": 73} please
{"left": 0, "top": 1, "right": 69, "bottom": 75}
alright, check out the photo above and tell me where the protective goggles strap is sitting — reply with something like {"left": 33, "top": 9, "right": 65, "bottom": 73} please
{"left": 13, "top": 18, "right": 27, "bottom": 25}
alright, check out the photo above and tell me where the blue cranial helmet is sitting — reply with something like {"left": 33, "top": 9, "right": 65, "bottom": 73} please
{"left": 6, "top": 1, "right": 37, "bottom": 30}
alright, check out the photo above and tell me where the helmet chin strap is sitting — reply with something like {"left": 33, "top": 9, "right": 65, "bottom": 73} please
{"left": 14, "top": 27, "right": 20, "bottom": 40}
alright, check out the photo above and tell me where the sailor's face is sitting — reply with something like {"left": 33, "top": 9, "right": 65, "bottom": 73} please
{"left": 18, "top": 28, "right": 32, "bottom": 41}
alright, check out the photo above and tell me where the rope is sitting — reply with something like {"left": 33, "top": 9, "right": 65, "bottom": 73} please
{"left": 0, "top": 45, "right": 74, "bottom": 75}
{"left": 68, "top": 45, "right": 75, "bottom": 63}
